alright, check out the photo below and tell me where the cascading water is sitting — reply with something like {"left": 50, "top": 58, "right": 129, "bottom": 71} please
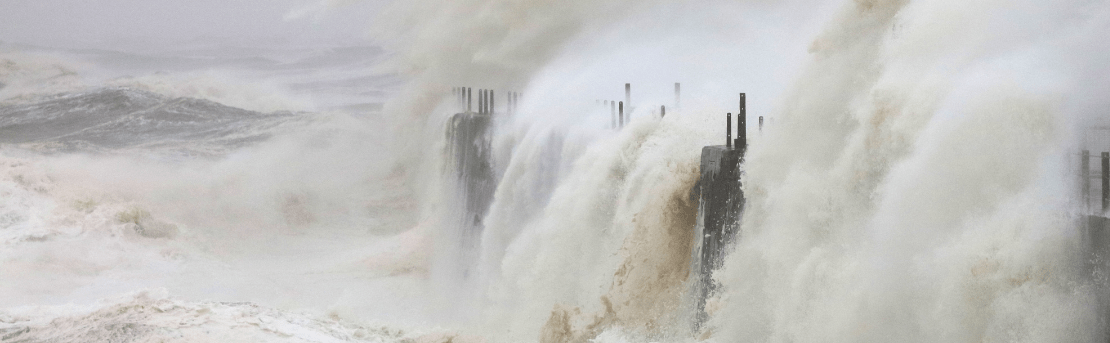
{"left": 2, "top": 0, "right": 1110, "bottom": 342}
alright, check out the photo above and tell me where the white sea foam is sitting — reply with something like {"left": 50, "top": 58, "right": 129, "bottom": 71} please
{"left": 4, "top": 0, "right": 1110, "bottom": 342}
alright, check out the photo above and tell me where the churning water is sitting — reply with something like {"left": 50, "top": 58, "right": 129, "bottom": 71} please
{"left": 2, "top": 0, "right": 1110, "bottom": 342}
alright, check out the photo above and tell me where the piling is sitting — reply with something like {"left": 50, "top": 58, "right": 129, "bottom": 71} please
{"left": 619, "top": 101, "right": 625, "bottom": 129}
{"left": 1084, "top": 150, "right": 1091, "bottom": 211}
{"left": 625, "top": 83, "right": 631, "bottom": 111}
{"left": 467, "top": 88, "right": 473, "bottom": 112}
{"left": 759, "top": 116, "right": 764, "bottom": 132}
{"left": 611, "top": 101, "right": 617, "bottom": 129}
{"left": 736, "top": 94, "right": 746, "bottom": 151}
{"left": 491, "top": 90, "right": 495, "bottom": 114}
{"left": 726, "top": 113, "right": 732, "bottom": 148}
{"left": 675, "top": 82, "right": 681, "bottom": 109}
{"left": 1103, "top": 152, "right": 1108, "bottom": 212}
{"left": 661, "top": 105, "right": 666, "bottom": 118}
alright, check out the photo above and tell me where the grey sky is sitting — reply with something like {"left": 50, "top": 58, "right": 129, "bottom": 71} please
{"left": 0, "top": 0, "right": 388, "bottom": 50}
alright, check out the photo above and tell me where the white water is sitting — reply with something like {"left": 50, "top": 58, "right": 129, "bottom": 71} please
{"left": 3, "top": 0, "right": 1110, "bottom": 342}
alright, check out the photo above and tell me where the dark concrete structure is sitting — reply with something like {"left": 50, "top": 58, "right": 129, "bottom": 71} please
{"left": 446, "top": 88, "right": 498, "bottom": 274}
{"left": 689, "top": 94, "right": 748, "bottom": 329}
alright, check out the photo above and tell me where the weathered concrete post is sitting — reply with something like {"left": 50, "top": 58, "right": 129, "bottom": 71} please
{"left": 619, "top": 101, "right": 625, "bottom": 129}
{"left": 1103, "top": 152, "right": 1109, "bottom": 212}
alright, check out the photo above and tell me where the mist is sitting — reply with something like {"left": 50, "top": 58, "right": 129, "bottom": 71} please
{"left": 1, "top": 0, "right": 1110, "bottom": 342}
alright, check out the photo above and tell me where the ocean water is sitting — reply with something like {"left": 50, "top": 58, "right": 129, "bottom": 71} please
{"left": 3, "top": 0, "right": 1110, "bottom": 342}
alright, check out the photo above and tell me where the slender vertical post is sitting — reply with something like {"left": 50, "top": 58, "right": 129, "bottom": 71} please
{"left": 759, "top": 116, "right": 764, "bottom": 132}
{"left": 480, "top": 89, "right": 486, "bottom": 114}
{"left": 726, "top": 113, "right": 732, "bottom": 148}
{"left": 738, "top": 108, "right": 746, "bottom": 153}
{"left": 467, "top": 88, "right": 472, "bottom": 112}
{"left": 737, "top": 93, "right": 746, "bottom": 150}
{"left": 619, "top": 101, "right": 625, "bottom": 129}
{"left": 675, "top": 82, "right": 681, "bottom": 109}
{"left": 490, "top": 91, "right": 495, "bottom": 114}
{"left": 1102, "top": 152, "right": 1108, "bottom": 212}
{"left": 661, "top": 105, "right": 666, "bottom": 118}
{"left": 625, "top": 83, "right": 631, "bottom": 111}
{"left": 611, "top": 101, "right": 617, "bottom": 129}
{"left": 1083, "top": 150, "right": 1091, "bottom": 212}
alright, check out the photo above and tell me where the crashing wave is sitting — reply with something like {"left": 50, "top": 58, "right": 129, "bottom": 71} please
{"left": 0, "top": 87, "right": 300, "bottom": 155}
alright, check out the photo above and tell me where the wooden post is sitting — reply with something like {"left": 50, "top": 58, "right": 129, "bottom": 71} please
{"left": 490, "top": 90, "right": 495, "bottom": 114}
{"left": 726, "top": 113, "right": 732, "bottom": 148}
{"left": 467, "top": 88, "right": 472, "bottom": 112}
{"left": 759, "top": 116, "right": 764, "bottom": 132}
{"left": 661, "top": 105, "right": 666, "bottom": 118}
{"left": 1102, "top": 152, "right": 1108, "bottom": 212}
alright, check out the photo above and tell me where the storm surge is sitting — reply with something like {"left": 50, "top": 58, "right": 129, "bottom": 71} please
{"left": 2, "top": 0, "right": 1110, "bottom": 342}
{"left": 381, "top": 0, "right": 1110, "bottom": 342}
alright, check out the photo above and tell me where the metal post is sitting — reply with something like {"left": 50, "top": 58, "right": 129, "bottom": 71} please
{"left": 625, "top": 83, "right": 631, "bottom": 111}
{"left": 661, "top": 105, "right": 666, "bottom": 118}
{"left": 675, "top": 82, "right": 680, "bottom": 109}
{"left": 1099, "top": 151, "right": 1107, "bottom": 211}
{"left": 1083, "top": 150, "right": 1091, "bottom": 211}
{"left": 726, "top": 113, "right": 732, "bottom": 148}
{"left": 467, "top": 88, "right": 472, "bottom": 112}
{"left": 619, "top": 102, "right": 625, "bottom": 129}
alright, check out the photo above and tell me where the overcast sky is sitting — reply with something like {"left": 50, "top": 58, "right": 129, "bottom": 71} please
{"left": 0, "top": 0, "right": 389, "bottom": 51}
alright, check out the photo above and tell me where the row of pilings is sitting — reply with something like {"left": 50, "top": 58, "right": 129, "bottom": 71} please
{"left": 452, "top": 87, "right": 521, "bottom": 115}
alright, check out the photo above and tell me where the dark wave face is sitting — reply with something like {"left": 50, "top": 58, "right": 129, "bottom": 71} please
{"left": 0, "top": 87, "right": 297, "bottom": 155}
